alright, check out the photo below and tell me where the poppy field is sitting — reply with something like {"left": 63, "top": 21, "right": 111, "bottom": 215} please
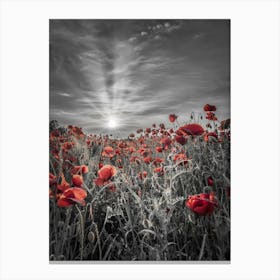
{"left": 49, "top": 104, "right": 230, "bottom": 261}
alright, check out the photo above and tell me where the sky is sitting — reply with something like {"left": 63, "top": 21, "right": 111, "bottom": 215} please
{"left": 49, "top": 20, "right": 230, "bottom": 137}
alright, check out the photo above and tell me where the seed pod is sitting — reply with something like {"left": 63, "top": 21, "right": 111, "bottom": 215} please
{"left": 88, "top": 231, "right": 95, "bottom": 243}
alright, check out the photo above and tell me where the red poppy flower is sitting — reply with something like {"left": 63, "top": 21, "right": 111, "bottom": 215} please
{"left": 153, "top": 157, "right": 164, "bottom": 165}
{"left": 98, "top": 165, "right": 117, "bottom": 181}
{"left": 68, "top": 126, "right": 85, "bottom": 139}
{"left": 156, "top": 146, "right": 163, "bottom": 153}
{"left": 203, "top": 104, "right": 216, "bottom": 112}
{"left": 50, "top": 129, "right": 60, "bottom": 139}
{"left": 62, "top": 142, "right": 75, "bottom": 151}
{"left": 118, "top": 142, "right": 128, "bottom": 149}
{"left": 154, "top": 166, "right": 164, "bottom": 175}
{"left": 49, "top": 188, "right": 54, "bottom": 198}
{"left": 146, "top": 128, "right": 151, "bottom": 133}
{"left": 179, "top": 123, "right": 204, "bottom": 136}
{"left": 57, "top": 187, "right": 87, "bottom": 207}
{"left": 138, "top": 171, "right": 148, "bottom": 180}
{"left": 160, "top": 137, "right": 171, "bottom": 149}
{"left": 139, "top": 148, "right": 150, "bottom": 157}
{"left": 175, "top": 135, "right": 187, "bottom": 145}
{"left": 126, "top": 146, "right": 136, "bottom": 154}
{"left": 204, "top": 132, "right": 218, "bottom": 142}
{"left": 219, "top": 118, "right": 230, "bottom": 130}
{"left": 136, "top": 129, "right": 143, "bottom": 134}
{"left": 169, "top": 114, "right": 178, "bottom": 123}
{"left": 186, "top": 192, "right": 217, "bottom": 215}
{"left": 207, "top": 176, "right": 214, "bottom": 186}
{"left": 57, "top": 174, "right": 70, "bottom": 192}
{"left": 71, "top": 165, "right": 89, "bottom": 175}
{"left": 102, "top": 146, "right": 114, "bottom": 158}
{"left": 72, "top": 174, "right": 83, "bottom": 187}
{"left": 130, "top": 156, "right": 141, "bottom": 164}
{"left": 49, "top": 173, "right": 57, "bottom": 186}
{"left": 93, "top": 177, "right": 105, "bottom": 187}
{"left": 144, "top": 156, "right": 153, "bottom": 164}
{"left": 173, "top": 153, "right": 188, "bottom": 165}
{"left": 206, "top": 112, "right": 218, "bottom": 121}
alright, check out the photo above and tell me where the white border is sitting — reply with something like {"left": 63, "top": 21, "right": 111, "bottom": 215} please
{"left": 0, "top": 0, "right": 279, "bottom": 279}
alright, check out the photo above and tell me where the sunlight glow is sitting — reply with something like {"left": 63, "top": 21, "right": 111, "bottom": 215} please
{"left": 107, "top": 118, "right": 118, "bottom": 129}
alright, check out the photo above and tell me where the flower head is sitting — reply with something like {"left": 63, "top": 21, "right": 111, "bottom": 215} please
{"left": 169, "top": 114, "right": 178, "bottom": 123}
{"left": 178, "top": 123, "right": 204, "bottom": 136}
{"left": 98, "top": 164, "right": 117, "bottom": 181}
{"left": 72, "top": 174, "right": 84, "bottom": 187}
{"left": 203, "top": 104, "right": 216, "bottom": 112}
{"left": 186, "top": 192, "right": 217, "bottom": 215}
{"left": 57, "top": 187, "right": 87, "bottom": 207}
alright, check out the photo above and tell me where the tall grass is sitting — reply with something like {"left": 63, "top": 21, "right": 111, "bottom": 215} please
{"left": 49, "top": 118, "right": 230, "bottom": 261}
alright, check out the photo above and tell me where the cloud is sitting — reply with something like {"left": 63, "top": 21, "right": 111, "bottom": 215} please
{"left": 56, "top": 92, "right": 71, "bottom": 97}
{"left": 141, "top": 31, "right": 148, "bottom": 36}
{"left": 128, "top": 36, "right": 137, "bottom": 42}
{"left": 50, "top": 20, "right": 230, "bottom": 136}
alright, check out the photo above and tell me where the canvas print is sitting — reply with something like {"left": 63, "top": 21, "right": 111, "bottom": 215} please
{"left": 49, "top": 19, "right": 230, "bottom": 261}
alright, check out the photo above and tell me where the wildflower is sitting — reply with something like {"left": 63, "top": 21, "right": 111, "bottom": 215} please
{"left": 57, "top": 174, "right": 70, "bottom": 192}
{"left": 173, "top": 153, "right": 188, "bottom": 165}
{"left": 71, "top": 165, "right": 89, "bottom": 175}
{"left": 98, "top": 165, "right": 117, "bottom": 181}
{"left": 159, "top": 123, "right": 165, "bottom": 129}
{"left": 57, "top": 187, "right": 87, "bottom": 207}
{"left": 49, "top": 173, "right": 57, "bottom": 186}
{"left": 203, "top": 104, "right": 216, "bottom": 112}
{"left": 153, "top": 157, "right": 164, "bottom": 165}
{"left": 207, "top": 176, "right": 214, "bottom": 186}
{"left": 138, "top": 171, "right": 148, "bottom": 180}
{"left": 144, "top": 156, "right": 153, "bottom": 164}
{"left": 93, "top": 165, "right": 117, "bottom": 187}
{"left": 178, "top": 123, "right": 204, "bottom": 136}
{"left": 186, "top": 192, "right": 217, "bottom": 215}
{"left": 206, "top": 112, "right": 218, "bottom": 121}
{"left": 175, "top": 135, "right": 187, "bottom": 145}
{"left": 62, "top": 142, "right": 75, "bottom": 151}
{"left": 204, "top": 132, "right": 218, "bottom": 142}
{"left": 72, "top": 174, "right": 83, "bottom": 187}
{"left": 219, "top": 118, "right": 230, "bottom": 130}
{"left": 154, "top": 166, "right": 164, "bottom": 175}
{"left": 155, "top": 146, "right": 163, "bottom": 153}
{"left": 102, "top": 146, "right": 114, "bottom": 158}
{"left": 160, "top": 137, "right": 171, "bottom": 149}
{"left": 169, "top": 114, "right": 178, "bottom": 123}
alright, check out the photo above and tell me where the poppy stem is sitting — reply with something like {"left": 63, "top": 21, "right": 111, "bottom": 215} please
{"left": 198, "top": 233, "right": 207, "bottom": 260}
{"left": 75, "top": 205, "right": 84, "bottom": 260}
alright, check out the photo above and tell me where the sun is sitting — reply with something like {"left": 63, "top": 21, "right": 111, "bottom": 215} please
{"left": 107, "top": 118, "right": 118, "bottom": 129}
